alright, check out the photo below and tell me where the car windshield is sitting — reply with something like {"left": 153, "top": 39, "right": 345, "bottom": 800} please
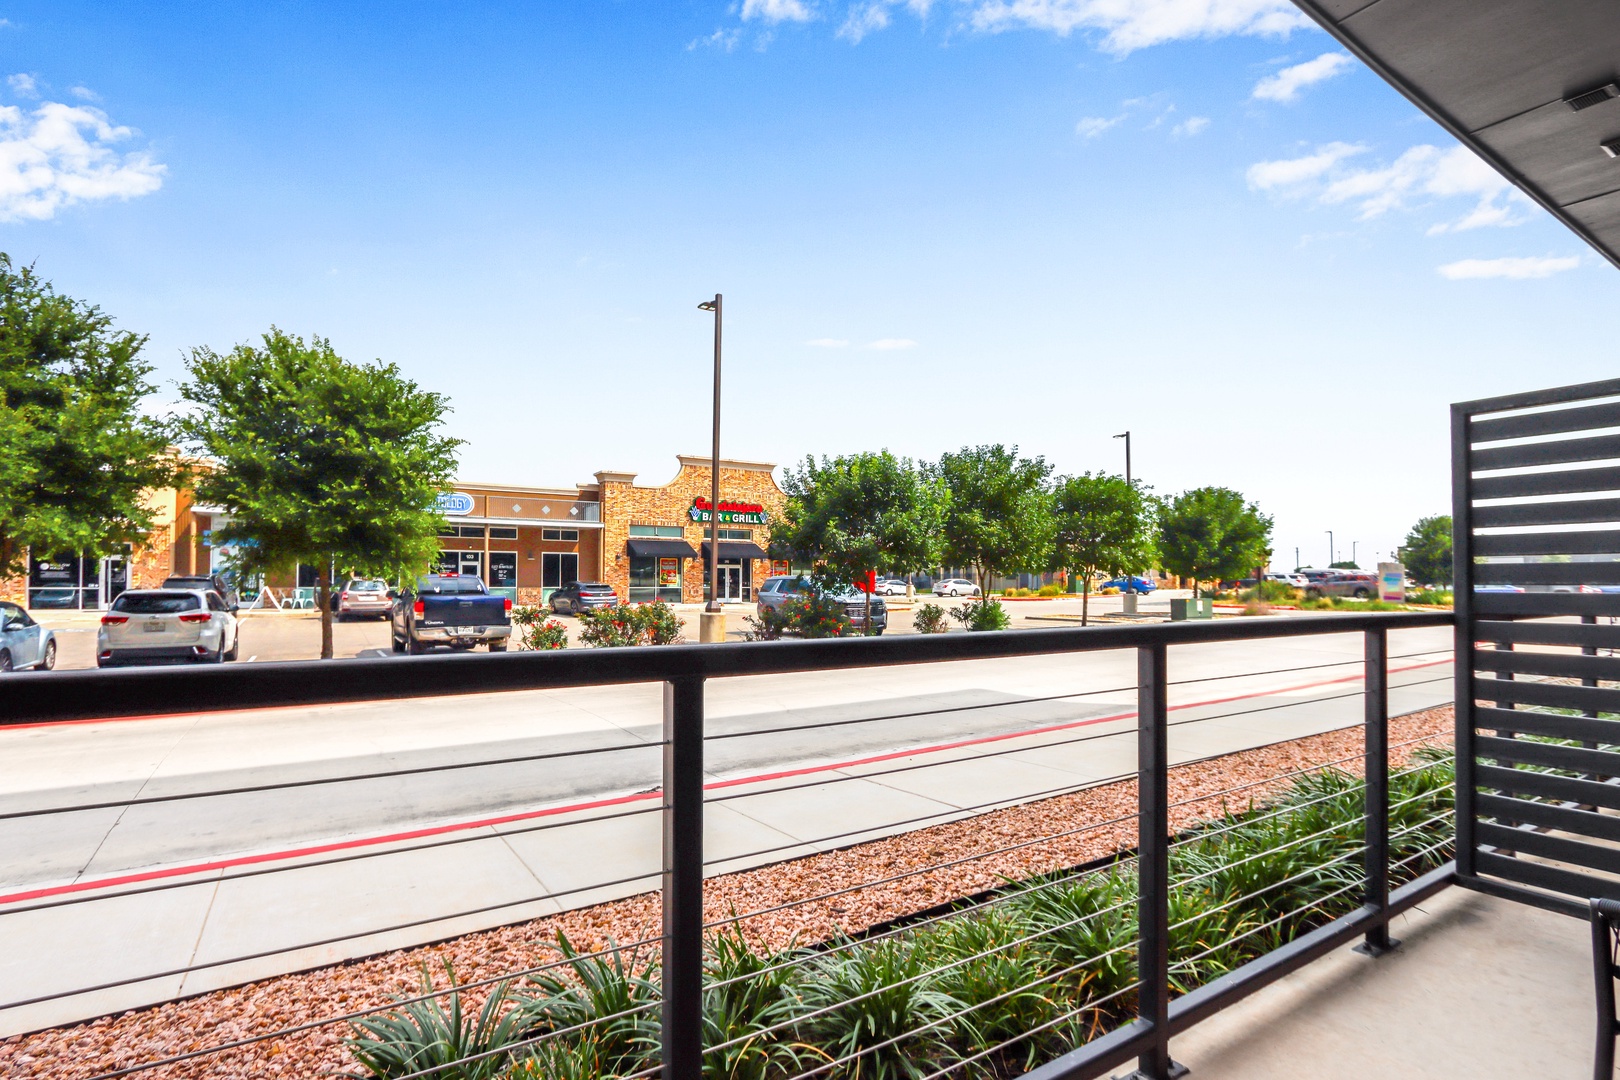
{"left": 417, "top": 576, "right": 486, "bottom": 594}
{"left": 114, "top": 592, "right": 201, "bottom": 614}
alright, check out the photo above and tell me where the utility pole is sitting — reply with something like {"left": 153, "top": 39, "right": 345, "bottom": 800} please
{"left": 1326, "top": 530, "right": 1334, "bottom": 568}
{"left": 698, "top": 294, "right": 724, "bottom": 643}
{"left": 1114, "top": 432, "right": 1136, "bottom": 614}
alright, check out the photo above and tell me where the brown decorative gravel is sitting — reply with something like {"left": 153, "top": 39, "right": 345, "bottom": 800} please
{"left": 0, "top": 706, "right": 1453, "bottom": 1080}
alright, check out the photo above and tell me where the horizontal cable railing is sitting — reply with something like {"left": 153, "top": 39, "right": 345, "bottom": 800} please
{"left": 0, "top": 611, "right": 1455, "bottom": 1080}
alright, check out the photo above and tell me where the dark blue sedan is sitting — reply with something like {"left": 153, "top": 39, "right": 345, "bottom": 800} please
{"left": 1101, "top": 576, "right": 1157, "bottom": 592}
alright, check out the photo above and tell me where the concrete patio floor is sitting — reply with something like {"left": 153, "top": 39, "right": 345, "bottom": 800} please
{"left": 1170, "top": 884, "right": 1600, "bottom": 1079}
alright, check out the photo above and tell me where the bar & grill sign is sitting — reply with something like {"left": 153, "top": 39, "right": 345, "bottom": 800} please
{"left": 688, "top": 498, "right": 767, "bottom": 525}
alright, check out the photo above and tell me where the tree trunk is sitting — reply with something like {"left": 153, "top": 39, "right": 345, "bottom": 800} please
{"left": 318, "top": 565, "right": 334, "bottom": 660}
{"left": 1081, "top": 577, "right": 1090, "bottom": 626}
{"left": 977, "top": 564, "right": 990, "bottom": 599}
{"left": 864, "top": 584, "right": 872, "bottom": 636}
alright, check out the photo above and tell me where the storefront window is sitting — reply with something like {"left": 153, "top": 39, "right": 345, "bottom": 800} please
{"left": 541, "top": 528, "right": 579, "bottom": 541}
{"left": 490, "top": 527, "right": 518, "bottom": 539}
{"left": 488, "top": 552, "right": 519, "bottom": 600}
{"left": 629, "top": 524, "right": 683, "bottom": 538}
{"left": 629, "top": 555, "right": 683, "bottom": 604}
{"left": 542, "top": 553, "right": 579, "bottom": 590}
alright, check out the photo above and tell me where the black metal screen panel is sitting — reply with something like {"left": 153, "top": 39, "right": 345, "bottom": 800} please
{"left": 1455, "top": 377, "right": 1620, "bottom": 917}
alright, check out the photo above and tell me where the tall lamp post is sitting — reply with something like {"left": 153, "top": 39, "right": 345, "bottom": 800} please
{"left": 1326, "top": 530, "right": 1334, "bottom": 568}
{"left": 1352, "top": 540, "right": 1359, "bottom": 568}
{"left": 698, "top": 295, "right": 725, "bottom": 643}
{"left": 1113, "top": 432, "right": 1136, "bottom": 613}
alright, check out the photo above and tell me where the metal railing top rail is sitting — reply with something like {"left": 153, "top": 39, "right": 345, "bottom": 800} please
{"left": 0, "top": 611, "right": 1452, "bottom": 725}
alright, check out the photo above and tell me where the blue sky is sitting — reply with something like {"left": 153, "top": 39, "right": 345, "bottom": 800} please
{"left": 4, "top": 0, "right": 1618, "bottom": 571}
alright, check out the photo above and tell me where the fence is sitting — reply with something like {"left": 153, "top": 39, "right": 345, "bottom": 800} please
{"left": 0, "top": 611, "right": 1455, "bottom": 1080}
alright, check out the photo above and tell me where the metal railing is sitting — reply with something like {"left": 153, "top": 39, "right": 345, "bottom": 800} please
{"left": 0, "top": 610, "right": 1455, "bottom": 1080}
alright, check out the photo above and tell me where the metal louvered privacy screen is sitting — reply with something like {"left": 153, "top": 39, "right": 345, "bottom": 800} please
{"left": 1454, "top": 377, "right": 1620, "bottom": 917}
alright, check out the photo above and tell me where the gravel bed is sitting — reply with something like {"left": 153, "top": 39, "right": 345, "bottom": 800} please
{"left": 0, "top": 706, "right": 1453, "bottom": 1080}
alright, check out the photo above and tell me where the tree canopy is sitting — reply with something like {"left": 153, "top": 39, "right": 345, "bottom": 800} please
{"left": 0, "top": 255, "right": 176, "bottom": 578}
{"left": 1049, "top": 472, "right": 1156, "bottom": 624}
{"left": 179, "top": 328, "right": 461, "bottom": 657}
{"left": 937, "top": 445, "right": 1054, "bottom": 595}
{"left": 776, "top": 450, "right": 948, "bottom": 585}
{"left": 1157, "top": 487, "right": 1272, "bottom": 597}
{"left": 1399, "top": 514, "right": 1452, "bottom": 587}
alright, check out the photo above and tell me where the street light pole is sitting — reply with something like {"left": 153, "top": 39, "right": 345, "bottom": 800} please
{"left": 1352, "top": 540, "right": 1359, "bottom": 567}
{"left": 1326, "top": 530, "right": 1334, "bottom": 568}
{"left": 1113, "top": 432, "right": 1136, "bottom": 613}
{"left": 698, "top": 295, "right": 724, "bottom": 642}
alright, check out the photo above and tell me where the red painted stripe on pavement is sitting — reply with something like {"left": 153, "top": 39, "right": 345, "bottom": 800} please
{"left": 0, "top": 657, "right": 1451, "bottom": 906}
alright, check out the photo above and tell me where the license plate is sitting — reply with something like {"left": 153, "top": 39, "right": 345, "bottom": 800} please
{"left": 144, "top": 620, "right": 165, "bottom": 633}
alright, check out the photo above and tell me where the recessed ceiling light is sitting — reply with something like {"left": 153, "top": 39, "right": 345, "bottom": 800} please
{"left": 1566, "top": 82, "right": 1620, "bottom": 112}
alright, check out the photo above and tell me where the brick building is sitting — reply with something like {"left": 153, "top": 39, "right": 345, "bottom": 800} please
{"left": 1, "top": 455, "right": 788, "bottom": 611}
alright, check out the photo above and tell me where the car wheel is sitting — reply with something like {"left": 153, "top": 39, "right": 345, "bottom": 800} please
{"left": 0, "top": 650, "right": 11, "bottom": 673}
{"left": 39, "top": 639, "right": 56, "bottom": 671}
{"left": 223, "top": 631, "right": 239, "bottom": 662}
{"left": 408, "top": 638, "right": 428, "bottom": 656}
{"left": 1353, "top": 588, "right": 1370, "bottom": 599}
{"left": 489, "top": 642, "right": 507, "bottom": 653}
{"left": 391, "top": 632, "right": 405, "bottom": 653}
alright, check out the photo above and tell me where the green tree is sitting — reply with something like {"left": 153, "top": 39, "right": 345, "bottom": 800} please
{"left": 179, "top": 329, "right": 462, "bottom": 659}
{"left": 936, "top": 445, "right": 1054, "bottom": 596}
{"left": 0, "top": 255, "right": 176, "bottom": 578}
{"left": 1399, "top": 515, "right": 1452, "bottom": 587}
{"left": 1050, "top": 473, "right": 1156, "bottom": 625}
{"left": 777, "top": 450, "right": 948, "bottom": 607}
{"left": 1157, "top": 487, "right": 1273, "bottom": 597}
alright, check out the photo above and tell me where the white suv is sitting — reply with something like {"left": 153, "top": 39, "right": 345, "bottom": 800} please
{"left": 98, "top": 589, "right": 240, "bottom": 667}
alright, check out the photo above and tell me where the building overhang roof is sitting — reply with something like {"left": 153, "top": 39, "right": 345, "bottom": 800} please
{"left": 1295, "top": 0, "right": 1620, "bottom": 270}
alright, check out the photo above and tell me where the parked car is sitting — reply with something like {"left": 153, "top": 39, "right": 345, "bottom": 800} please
{"left": 0, "top": 601, "right": 56, "bottom": 672}
{"left": 162, "top": 573, "right": 240, "bottom": 608}
{"left": 1296, "top": 568, "right": 1341, "bottom": 585}
{"left": 1266, "top": 572, "right": 1308, "bottom": 588}
{"left": 97, "top": 588, "right": 239, "bottom": 667}
{"left": 550, "top": 581, "right": 620, "bottom": 615}
{"left": 1100, "top": 576, "right": 1157, "bottom": 593}
{"left": 1473, "top": 584, "right": 1526, "bottom": 594}
{"left": 330, "top": 578, "right": 392, "bottom": 620}
{"left": 756, "top": 575, "right": 888, "bottom": 634}
{"left": 1306, "top": 572, "right": 1377, "bottom": 599}
{"left": 27, "top": 588, "right": 79, "bottom": 609}
{"left": 933, "top": 578, "right": 981, "bottom": 597}
{"left": 392, "top": 573, "right": 512, "bottom": 654}
{"left": 874, "top": 577, "right": 910, "bottom": 596}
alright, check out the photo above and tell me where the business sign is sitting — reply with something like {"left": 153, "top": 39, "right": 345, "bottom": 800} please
{"left": 1378, "top": 561, "right": 1406, "bottom": 603}
{"left": 688, "top": 497, "right": 767, "bottom": 525}
{"left": 770, "top": 560, "right": 791, "bottom": 578}
{"left": 437, "top": 492, "right": 476, "bottom": 517}
{"left": 658, "top": 557, "right": 682, "bottom": 587}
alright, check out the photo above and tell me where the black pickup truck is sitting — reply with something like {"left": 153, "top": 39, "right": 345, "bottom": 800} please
{"left": 391, "top": 574, "right": 512, "bottom": 654}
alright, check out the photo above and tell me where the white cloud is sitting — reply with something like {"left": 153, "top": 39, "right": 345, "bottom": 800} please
{"left": 688, "top": 27, "right": 742, "bottom": 50}
{"left": 1075, "top": 114, "right": 1124, "bottom": 139}
{"left": 806, "top": 338, "right": 850, "bottom": 347}
{"left": 67, "top": 85, "right": 99, "bottom": 101}
{"left": 1251, "top": 52, "right": 1354, "bottom": 102}
{"left": 967, "top": 0, "right": 1310, "bottom": 53}
{"left": 741, "top": 0, "right": 814, "bottom": 23}
{"left": 1246, "top": 141, "right": 1364, "bottom": 190}
{"left": 1172, "top": 115, "right": 1210, "bottom": 137}
{"left": 7, "top": 73, "right": 38, "bottom": 98}
{"left": 1248, "top": 142, "right": 1526, "bottom": 233}
{"left": 864, "top": 338, "right": 918, "bottom": 350}
{"left": 839, "top": 4, "right": 891, "bottom": 41}
{"left": 1437, "top": 256, "right": 1579, "bottom": 281}
{"left": 0, "top": 101, "right": 165, "bottom": 221}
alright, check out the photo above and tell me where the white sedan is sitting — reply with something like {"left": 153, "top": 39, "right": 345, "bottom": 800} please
{"left": 1265, "top": 572, "right": 1309, "bottom": 588}
{"left": 934, "top": 578, "right": 981, "bottom": 597}
{"left": 98, "top": 588, "right": 240, "bottom": 667}
{"left": 875, "top": 578, "right": 910, "bottom": 596}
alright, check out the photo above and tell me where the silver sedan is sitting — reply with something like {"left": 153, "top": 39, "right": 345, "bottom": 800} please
{"left": 0, "top": 601, "right": 57, "bottom": 672}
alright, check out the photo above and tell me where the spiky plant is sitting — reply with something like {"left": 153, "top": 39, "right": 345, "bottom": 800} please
{"left": 701, "top": 926, "right": 813, "bottom": 1080}
{"left": 522, "top": 934, "right": 661, "bottom": 1078}
{"left": 924, "top": 908, "right": 1065, "bottom": 1072}
{"left": 345, "top": 962, "right": 533, "bottom": 1080}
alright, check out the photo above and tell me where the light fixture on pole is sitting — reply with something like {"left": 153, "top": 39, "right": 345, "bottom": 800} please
{"left": 1113, "top": 431, "right": 1131, "bottom": 485}
{"left": 698, "top": 295, "right": 725, "bottom": 643}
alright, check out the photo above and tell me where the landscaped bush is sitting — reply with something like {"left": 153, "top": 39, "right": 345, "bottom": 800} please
{"left": 950, "top": 597, "right": 1011, "bottom": 632}
{"left": 1003, "top": 587, "right": 1035, "bottom": 598}
{"left": 1036, "top": 584, "right": 1065, "bottom": 597}
{"left": 578, "top": 601, "right": 684, "bottom": 647}
{"left": 511, "top": 606, "right": 569, "bottom": 650}
{"left": 1407, "top": 588, "right": 1453, "bottom": 607}
{"left": 349, "top": 749, "right": 1455, "bottom": 1080}
{"left": 911, "top": 603, "right": 949, "bottom": 634}
{"left": 743, "top": 588, "right": 855, "bottom": 640}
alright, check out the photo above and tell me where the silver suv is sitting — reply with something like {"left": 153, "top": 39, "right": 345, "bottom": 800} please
{"left": 756, "top": 575, "right": 888, "bottom": 634}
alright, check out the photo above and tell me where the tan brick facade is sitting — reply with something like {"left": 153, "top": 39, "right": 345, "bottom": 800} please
{"left": 597, "top": 456, "right": 786, "bottom": 604}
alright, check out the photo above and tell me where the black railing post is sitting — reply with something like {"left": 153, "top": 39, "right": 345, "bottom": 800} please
{"left": 1128, "top": 642, "right": 1186, "bottom": 1080}
{"left": 1357, "top": 626, "right": 1399, "bottom": 956}
{"left": 662, "top": 677, "right": 705, "bottom": 1080}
